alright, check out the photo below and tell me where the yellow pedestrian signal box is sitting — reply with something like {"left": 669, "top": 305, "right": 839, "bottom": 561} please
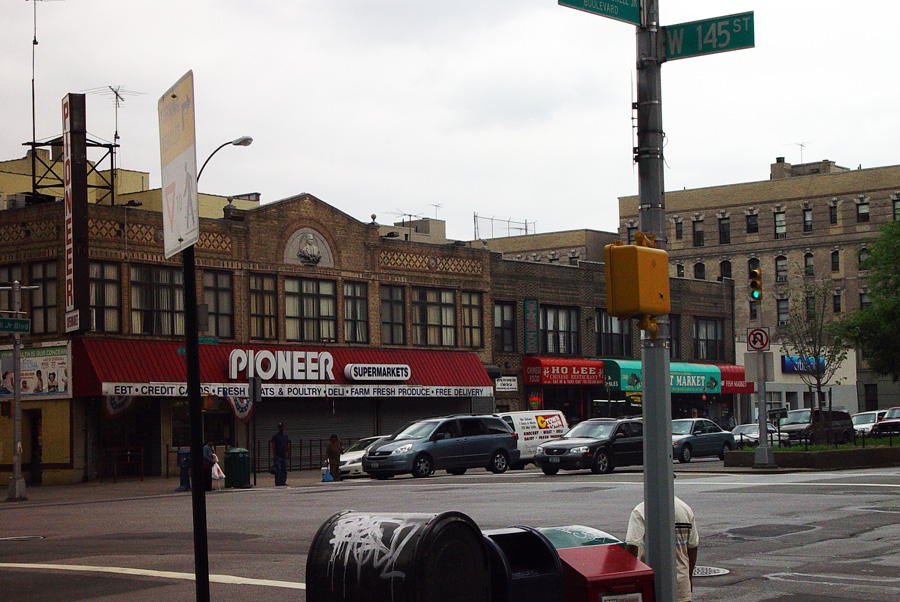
{"left": 604, "top": 240, "right": 671, "bottom": 320}
{"left": 749, "top": 268, "right": 763, "bottom": 301}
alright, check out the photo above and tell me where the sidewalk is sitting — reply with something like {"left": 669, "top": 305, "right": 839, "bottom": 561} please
{"left": 2, "top": 468, "right": 326, "bottom": 507}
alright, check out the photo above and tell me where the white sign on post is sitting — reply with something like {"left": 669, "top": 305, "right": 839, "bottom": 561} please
{"left": 158, "top": 70, "right": 199, "bottom": 259}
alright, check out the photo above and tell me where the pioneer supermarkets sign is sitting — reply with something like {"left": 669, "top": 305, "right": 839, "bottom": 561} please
{"left": 100, "top": 382, "right": 491, "bottom": 398}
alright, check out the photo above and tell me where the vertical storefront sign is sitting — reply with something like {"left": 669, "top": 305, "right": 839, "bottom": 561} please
{"left": 62, "top": 94, "right": 90, "bottom": 332}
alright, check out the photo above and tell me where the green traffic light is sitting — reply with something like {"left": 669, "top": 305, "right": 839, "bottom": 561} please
{"left": 751, "top": 289, "right": 761, "bottom": 300}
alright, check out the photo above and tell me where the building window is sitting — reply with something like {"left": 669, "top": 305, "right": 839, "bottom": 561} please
{"left": 806, "top": 296, "right": 816, "bottom": 321}
{"left": 674, "top": 221, "right": 683, "bottom": 239}
{"left": 777, "top": 299, "right": 790, "bottom": 325}
{"left": 748, "top": 257, "right": 760, "bottom": 277}
{"left": 693, "top": 263, "right": 706, "bottom": 280}
{"left": 131, "top": 264, "right": 184, "bottom": 336}
{"left": 461, "top": 291, "right": 484, "bottom": 348}
{"left": 831, "top": 250, "right": 840, "bottom": 272}
{"left": 775, "top": 255, "right": 788, "bottom": 282}
{"left": 0, "top": 265, "right": 23, "bottom": 315}
{"left": 719, "top": 261, "right": 732, "bottom": 281}
{"left": 718, "top": 217, "right": 730, "bottom": 244}
{"left": 626, "top": 226, "right": 637, "bottom": 245}
{"left": 540, "top": 306, "right": 579, "bottom": 355}
{"left": 676, "top": 264, "right": 685, "bottom": 278}
{"left": 858, "top": 247, "right": 870, "bottom": 269}
{"left": 749, "top": 300, "right": 758, "bottom": 321}
{"left": 89, "top": 261, "right": 120, "bottom": 334}
{"left": 28, "top": 261, "right": 58, "bottom": 334}
{"left": 774, "top": 212, "right": 786, "bottom": 239}
{"left": 692, "top": 221, "right": 704, "bottom": 247}
{"left": 746, "top": 213, "right": 759, "bottom": 234}
{"left": 494, "top": 301, "right": 516, "bottom": 353}
{"left": 804, "top": 253, "right": 814, "bottom": 277}
{"left": 832, "top": 294, "right": 842, "bottom": 314}
{"left": 380, "top": 285, "right": 405, "bottom": 345}
{"left": 344, "top": 281, "right": 369, "bottom": 343}
{"left": 203, "top": 270, "right": 233, "bottom": 339}
{"left": 860, "top": 292, "right": 871, "bottom": 308}
{"left": 803, "top": 209, "right": 813, "bottom": 232}
{"left": 857, "top": 201, "right": 870, "bottom": 223}
{"left": 249, "top": 274, "right": 277, "bottom": 340}
{"left": 412, "top": 287, "right": 456, "bottom": 347}
{"left": 285, "top": 278, "right": 336, "bottom": 342}
{"left": 597, "top": 309, "right": 632, "bottom": 357}
{"left": 864, "top": 384, "right": 879, "bottom": 412}
{"left": 669, "top": 314, "right": 681, "bottom": 360}
{"left": 830, "top": 205, "right": 839, "bottom": 224}
{"left": 694, "top": 317, "right": 724, "bottom": 361}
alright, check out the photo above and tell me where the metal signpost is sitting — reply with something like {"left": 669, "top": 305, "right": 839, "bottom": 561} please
{"left": 560, "top": 2, "right": 754, "bottom": 600}
{"left": 748, "top": 327, "right": 775, "bottom": 467}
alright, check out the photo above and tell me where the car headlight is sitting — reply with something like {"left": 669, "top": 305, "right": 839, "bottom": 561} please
{"left": 536, "top": 446, "right": 544, "bottom": 455}
{"left": 569, "top": 446, "right": 589, "bottom": 454}
{"left": 392, "top": 443, "right": 413, "bottom": 454}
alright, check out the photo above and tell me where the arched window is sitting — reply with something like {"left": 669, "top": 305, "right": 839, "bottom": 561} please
{"left": 804, "top": 253, "right": 814, "bottom": 277}
{"left": 775, "top": 255, "right": 788, "bottom": 282}
{"left": 676, "top": 264, "right": 685, "bottom": 278}
{"left": 719, "top": 260, "right": 732, "bottom": 281}
{"left": 694, "top": 263, "right": 706, "bottom": 280}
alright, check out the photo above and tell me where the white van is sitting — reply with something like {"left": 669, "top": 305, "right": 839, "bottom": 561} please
{"left": 496, "top": 410, "right": 570, "bottom": 468}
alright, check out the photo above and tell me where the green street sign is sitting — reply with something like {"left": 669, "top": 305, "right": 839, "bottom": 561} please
{"left": 198, "top": 336, "right": 219, "bottom": 345}
{"left": 558, "top": 0, "right": 641, "bottom": 26}
{"left": 662, "top": 12, "right": 754, "bottom": 61}
{"left": 0, "top": 318, "right": 31, "bottom": 334}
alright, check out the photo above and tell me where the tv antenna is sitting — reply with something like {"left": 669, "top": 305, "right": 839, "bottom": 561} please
{"left": 427, "top": 203, "right": 442, "bottom": 218}
{"left": 27, "top": 0, "right": 64, "bottom": 195}
{"left": 84, "top": 85, "right": 146, "bottom": 142}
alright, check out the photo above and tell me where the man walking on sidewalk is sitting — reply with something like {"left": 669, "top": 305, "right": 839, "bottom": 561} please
{"left": 271, "top": 423, "right": 289, "bottom": 486}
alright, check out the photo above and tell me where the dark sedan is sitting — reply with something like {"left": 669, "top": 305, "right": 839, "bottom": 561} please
{"left": 533, "top": 418, "right": 643, "bottom": 475}
{"left": 672, "top": 418, "right": 735, "bottom": 463}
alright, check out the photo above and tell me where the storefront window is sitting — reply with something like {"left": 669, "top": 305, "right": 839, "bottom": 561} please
{"left": 494, "top": 301, "right": 516, "bottom": 353}
{"left": 249, "top": 273, "right": 277, "bottom": 339}
{"left": 412, "top": 287, "right": 456, "bottom": 347}
{"left": 29, "top": 260, "right": 58, "bottom": 334}
{"left": 344, "top": 281, "right": 369, "bottom": 343}
{"left": 203, "top": 270, "right": 233, "bottom": 339}
{"left": 461, "top": 291, "right": 483, "bottom": 348}
{"left": 131, "top": 265, "right": 185, "bottom": 336}
{"left": 380, "top": 285, "right": 405, "bottom": 345}
{"left": 541, "top": 306, "right": 579, "bottom": 355}
{"left": 171, "top": 400, "right": 233, "bottom": 447}
{"left": 285, "top": 277, "right": 336, "bottom": 342}
{"left": 597, "top": 309, "right": 631, "bottom": 357}
{"left": 89, "top": 261, "right": 121, "bottom": 333}
{"left": 694, "top": 317, "right": 724, "bottom": 361}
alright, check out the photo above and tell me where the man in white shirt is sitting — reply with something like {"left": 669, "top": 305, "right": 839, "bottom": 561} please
{"left": 625, "top": 496, "right": 699, "bottom": 602}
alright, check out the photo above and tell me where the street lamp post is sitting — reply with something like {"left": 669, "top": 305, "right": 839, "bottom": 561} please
{"left": 197, "top": 136, "right": 252, "bottom": 181}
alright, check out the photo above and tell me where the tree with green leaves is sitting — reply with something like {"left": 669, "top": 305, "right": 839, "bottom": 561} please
{"left": 839, "top": 219, "right": 900, "bottom": 383}
{"left": 777, "top": 278, "right": 849, "bottom": 442}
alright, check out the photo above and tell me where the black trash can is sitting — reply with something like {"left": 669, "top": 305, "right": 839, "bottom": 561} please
{"left": 481, "top": 526, "right": 563, "bottom": 602}
{"left": 306, "top": 510, "right": 491, "bottom": 602}
{"left": 224, "top": 448, "right": 251, "bottom": 489}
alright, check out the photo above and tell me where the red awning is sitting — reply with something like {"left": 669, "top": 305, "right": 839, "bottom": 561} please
{"left": 522, "top": 357, "right": 605, "bottom": 386}
{"left": 73, "top": 338, "right": 492, "bottom": 397}
{"left": 709, "top": 363, "right": 754, "bottom": 394}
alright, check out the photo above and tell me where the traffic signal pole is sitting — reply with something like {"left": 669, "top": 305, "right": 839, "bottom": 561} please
{"left": 635, "top": 3, "right": 678, "bottom": 602}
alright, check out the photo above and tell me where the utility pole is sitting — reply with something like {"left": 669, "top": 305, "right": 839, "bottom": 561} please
{"left": 4, "top": 281, "right": 39, "bottom": 502}
{"left": 634, "top": 3, "right": 677, "bottom": 601}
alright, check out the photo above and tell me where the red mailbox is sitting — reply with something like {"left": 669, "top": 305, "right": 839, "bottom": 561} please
{"left": 557, "top": 544, "right": 655, "bottom": 602}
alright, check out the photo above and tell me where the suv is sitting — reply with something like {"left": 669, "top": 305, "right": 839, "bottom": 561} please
{"left": 852, "top": 410, "right": 888, "bottom": 435}
{"left": 533, "top": 417, "right": 643, "bottom": 475}
{"left": 869, "top": 407, "right": 900, "bottom": 436}
{"left": 779, "top": 408, "right": 854, "bottom": 444}
{"left": 361, "top": 415, "right": 520, "bottom": 479}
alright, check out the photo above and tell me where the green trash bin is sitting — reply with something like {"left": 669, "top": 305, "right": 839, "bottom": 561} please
{"left": 224, "top": 448, "right": 251, "bottom": 489}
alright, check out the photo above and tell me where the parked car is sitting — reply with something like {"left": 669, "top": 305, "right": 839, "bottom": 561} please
{"left": 495, "top": 410, "right": 569, "bottom": 468}
{"left": 321, "top": 436, "right": 384, "bottom": 478}
{"left": 778, "top": 408, "right": 854, "bottom": 444}
{"left": 362, "top": 415, "right": 520, "bottom": 479}
{"left": 869, "top": 407, "right": 900, "bottom": 436}
{"left": 852, "top": 410, "right": 888, "bottom": 435}
{"left": 672, "top": 418, "right": 735, "bottom": 463}
{"left": 533, "top": 417, "right": 643, "bottom": 475}
{"left": 731, "top": 423, "right": 787, "bottom": 448}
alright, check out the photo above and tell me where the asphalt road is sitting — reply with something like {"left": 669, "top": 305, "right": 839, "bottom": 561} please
{"left": 2, "top": 462, "right": 899, "bottom": 602}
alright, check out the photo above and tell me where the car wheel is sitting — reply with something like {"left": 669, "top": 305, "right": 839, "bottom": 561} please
{"left": 541, "top": 466, "right": 559, "bottom": 476}
{"left": 678, "top": 444, "right": 692, "bottom": 463}
{"left": 447, "top": 468, "right": 467, "bottom": 476}
{"left": 718, "top": 442, "right": 732, "bottom": 461}
{"left": 489, "top": 450, "right": 510, "bottom": 474}
{"left": 591, "top": 450, "right": 613, "bottom": 474}
{"left": 411, "top": 454, "right": 433, "bottom": 478}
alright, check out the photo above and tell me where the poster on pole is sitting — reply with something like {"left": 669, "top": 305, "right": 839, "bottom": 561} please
{"left": 158, "top": 70, "right": 199, "bottom": 259}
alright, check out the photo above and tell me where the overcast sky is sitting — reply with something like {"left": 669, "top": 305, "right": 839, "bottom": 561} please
{"left": 3, "top": 1, "right": 898, "bottom": 240}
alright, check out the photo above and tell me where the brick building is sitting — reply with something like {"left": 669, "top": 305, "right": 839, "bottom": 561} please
{"left": 619, "top": 158, "right": 900, "bottom": 419}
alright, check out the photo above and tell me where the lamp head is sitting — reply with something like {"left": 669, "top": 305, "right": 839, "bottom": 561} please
{"left": 231, "top": 136, "right": 253, "bottom": 147}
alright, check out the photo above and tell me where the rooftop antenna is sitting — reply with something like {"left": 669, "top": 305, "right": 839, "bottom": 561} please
{"left": 83, "top": 85, "right": 146, "bottom": 143}
{"left": 795, "top": 141, "right": 810, "bottom": 164}
{"left": 27, "top": 0, "right": 64, "bottom": 195}
{"left": 427, "top": 203, "right": 442, "bottom": 219}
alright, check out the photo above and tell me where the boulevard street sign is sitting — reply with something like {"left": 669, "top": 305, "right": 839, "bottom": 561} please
{"left": 558, "top": 0, "right": 642, "bottom": 26}
{"left": 662, "top": 12, "right": 754, "bottom": 61}
{"left": 0, "top": 318, "right": 31, "bottom": 334}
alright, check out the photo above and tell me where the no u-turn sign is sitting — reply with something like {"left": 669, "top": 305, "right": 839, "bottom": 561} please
{"left": 747, "top": 328, "right": 770, "bottom": 351}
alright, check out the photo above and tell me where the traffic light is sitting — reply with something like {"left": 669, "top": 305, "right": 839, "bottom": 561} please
{"left": 749, "top": 268, "right": 763, "bottom": 301}
{"left": 604, "top": 239, "right": 671, "bottom": 321}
